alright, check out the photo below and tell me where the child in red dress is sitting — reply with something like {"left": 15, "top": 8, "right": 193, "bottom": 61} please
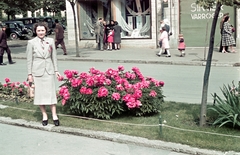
{"left": 107, "top": 29, "right": 114, "bottom": 51}
{"left": 178, "top": 34, "right": 186, "bottom": 57}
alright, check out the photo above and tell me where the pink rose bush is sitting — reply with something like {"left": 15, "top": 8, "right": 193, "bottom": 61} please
{"left": 58, "top": 66, "right": 164, "bottom": 119}
{"left": 0, "top": 78, "right": 31, "bottom": 102}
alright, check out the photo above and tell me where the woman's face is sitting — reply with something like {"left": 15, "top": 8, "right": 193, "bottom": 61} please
{"left": 36, "top": 26, "right": 46, "bottom": 39}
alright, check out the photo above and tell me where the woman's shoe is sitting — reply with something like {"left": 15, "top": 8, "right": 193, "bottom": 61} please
{"left": 42, "top": 120, "right": 48, "bottom": 126}
{"left": 53, "top": 120, "right": 60, "bottom": 126}
{"left": 166, "top": 55, "right": 171, "bottom": 57}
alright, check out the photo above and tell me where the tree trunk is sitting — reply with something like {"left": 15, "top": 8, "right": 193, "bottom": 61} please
{"left": 71, "top": 2, "right": 80, "bottom": 57}
{"left": 199, "top": 2, "right": 221, "bottom": 126}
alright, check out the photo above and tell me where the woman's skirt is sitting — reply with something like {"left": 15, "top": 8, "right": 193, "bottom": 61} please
{"left": 33, "top": 71, "right": 57, "bottom": 105}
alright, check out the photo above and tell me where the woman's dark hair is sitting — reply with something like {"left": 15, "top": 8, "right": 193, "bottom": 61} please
{"left": 115, "top": 21, "right": 118, "bottom": 25}
{"left": 224, "top": 16, "right": 229, "bottom": 22}
{"left": 33, "top": 22, "right": 49, "bottom": 34}
{"left": 161, "top": 26, "right": 166, "bottom": 31}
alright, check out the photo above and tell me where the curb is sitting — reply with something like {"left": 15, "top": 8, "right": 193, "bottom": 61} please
{"left": 10, "top": 56, "right": 239, "bottom": 67}
{"left": 0, "top": 116, "right": 236, "bottom": 155}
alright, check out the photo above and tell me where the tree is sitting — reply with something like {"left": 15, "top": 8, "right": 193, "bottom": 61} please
{"left": 44, "top": 0, "right": 66, "bottom": 17}
{"left": 196, "top": 0, "right": 240, "bottom": 126}
{"left": 1, "top": 0, "right": 41, "bottom": 19}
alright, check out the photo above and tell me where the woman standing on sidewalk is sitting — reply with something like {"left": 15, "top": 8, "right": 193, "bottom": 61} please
{"left": 156, "top": 27, "right": 171, "bottom": 57}
{"left": 221, "top": 16, "right": 235, "bottom": 53}
{"left": 26, "top": 22, "right": 61, "bottom": 126}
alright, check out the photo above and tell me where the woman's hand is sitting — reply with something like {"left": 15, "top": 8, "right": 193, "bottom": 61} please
{"left": 55, "top": 71, "right": 61, "bottom": 78}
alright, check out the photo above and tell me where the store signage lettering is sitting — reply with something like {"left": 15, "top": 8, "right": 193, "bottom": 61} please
{"left": 190, "top": 3, "right": 223, "bottom": 19}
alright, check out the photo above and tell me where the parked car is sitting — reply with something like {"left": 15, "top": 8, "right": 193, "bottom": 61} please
{"left": 11, "top": 17, "right": 39, "bottom": 37}
{"left": 12, "top": 17, "right": 55, "bottom": 36}
{"left": 2, "top": 21, "right": 30, "bottom": 40}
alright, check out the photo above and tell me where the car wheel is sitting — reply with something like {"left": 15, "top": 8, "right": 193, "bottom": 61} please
{"left": 10, "top": 33, "right": 19, "bottom": 40}
{"left": 27, "top": 29, "right": 33, "bottom": 37}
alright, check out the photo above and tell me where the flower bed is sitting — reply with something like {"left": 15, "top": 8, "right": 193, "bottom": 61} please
{"left": 58, "top": 66, "right": 164, "bottom": 119}
{"left": 0, "top": 78, "right": 33, "bottom": 103}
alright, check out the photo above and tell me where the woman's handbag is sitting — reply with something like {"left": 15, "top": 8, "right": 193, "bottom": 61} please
{"left": 27, "top": 82, "right": 34, "bottom": 98}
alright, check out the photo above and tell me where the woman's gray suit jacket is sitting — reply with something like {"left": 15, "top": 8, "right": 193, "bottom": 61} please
{"left": 26, "top": 37, "right": 58, "bottom": 76}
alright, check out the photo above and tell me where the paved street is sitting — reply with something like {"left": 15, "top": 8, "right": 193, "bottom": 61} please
{"left": 0, "top": 123, "right": 187, "bottom": 155}
{"left": 0, "top": 59, "right": 238, "bottom": 104}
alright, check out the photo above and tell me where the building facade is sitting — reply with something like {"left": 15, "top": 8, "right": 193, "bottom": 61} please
{"left": 66, "top": 0, "right": 239, "bottom": 49}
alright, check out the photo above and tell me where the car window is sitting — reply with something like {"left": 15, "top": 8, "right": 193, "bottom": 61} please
{"left": 9, "top": 23, "right": 15, "bottom": 29}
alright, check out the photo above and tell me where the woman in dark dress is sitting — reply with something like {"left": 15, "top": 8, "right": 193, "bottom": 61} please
{"left": 113, "top": 21, "right": 122, "bottom": 50}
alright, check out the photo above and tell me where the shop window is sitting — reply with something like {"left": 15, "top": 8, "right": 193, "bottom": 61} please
{"left": 78, "top": 0, "right": 151, "bottom": 39}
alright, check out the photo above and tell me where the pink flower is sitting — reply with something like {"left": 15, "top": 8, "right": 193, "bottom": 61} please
{"left": 116, "top": 84, "right": 124, "bottom": 91}
{"left": 5, "top": 78, "right": 10, "bottom": 83}
{"left": 18, "top": 88, "right": 23, "bottom": 92}
{"left": 86, "top": 88, "right": 93, "bottom": 95}
{"left": 58, "top": 76, "right": 64, "bottom": 81}
{"left": 64, "top": 70, "right": 73, "bottom": 79}
{"left": 86, "top": 77, "right": 95, "bottom": 86}
{"left": 133, "top": 89, "right": 142, "bottom": 99}
{"left": 72, "top": 70, "right": 79, "bottom": 75}
{"left": 48, "top": 45, "right": 52, "bottom": 52}
{"left": 89, "top": 67, "right": 100, "bottom": 75}
{"left": 112, "top": 92, "right": 120, "bottom": 100}
{"left": 71, "top": 78, "right": 82, "bottom": 87}
{"left": 122, "top": 94, "right": 131, "bottom": 102}
{"left": 59, "top": 86, "right": 70, "bottom": 100}
{"left": 80, "top": 87, "right": 87, "bottom": 94}
{"left": 118, "top": 65, "right": 124, "bottom": 71}
{"left": 97, "top": 87, "right": 108, "bottom": 97}
{"left": 149, "top": 90, "right": 157, "bottom": 97}
{"left": 80, "top": 72, "right": 88, "bottom": 79}
{"left": 63, "top": 92, "right": 70, "bottom": 100}
{"left": 62, "top": 99, "right": 66, "bottom": 106}
{"left": 105, "top": 79, "right": 111, "bottom": 85}
{"left": 159, "top": 81, "right": 164, "bottom": 87}
{"left": 126, "top": 99, "right": 142, "bottom": 109}
{"left": 105, "top": 68, "right": 115, "bottom": 77}
{"left": 10, "top": 82, "right": 15, "bottom": 88}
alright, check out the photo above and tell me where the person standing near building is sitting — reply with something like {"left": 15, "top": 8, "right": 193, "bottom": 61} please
{"left": 113, "top": 21, "right": 122, "bottom": 50}
{"left": 156, "top": 27, "right": 171, "bottom": 57}
{"left": 0, "top": 24, "right": 16, "bottom": 65}
{"left": 94, "top": 18, "right": 104, "bottom": 50}
{"left": 107, "top": 28, "right": 114, "bottom": 50}
{"left": 26, "top": 22, "right": 61, "bottom": 126}
{"left": 55, "top": 19, "right": 67, "bottom": 55}
{"left": 219, "top": 13, "right": 229, "bottom": 52}
{"left": 221, "top": 16, "right": 235, "bottom": 53}
{"left": 178, "top": 34, "right": 186, "bottom": 57}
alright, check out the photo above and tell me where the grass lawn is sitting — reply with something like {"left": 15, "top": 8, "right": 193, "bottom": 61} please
{"left": 0, "top": 99, "right": 240, "bottom": 152}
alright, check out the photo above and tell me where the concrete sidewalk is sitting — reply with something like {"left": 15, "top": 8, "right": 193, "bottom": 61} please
{"left": 7, "top": 39, "right": 240, "bottom": 67}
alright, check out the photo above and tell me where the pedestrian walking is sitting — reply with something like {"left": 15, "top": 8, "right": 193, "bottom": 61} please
{"left": 221, "top": 16, "right": 236, "bottom": 53}
{"left": 0, "top": 24, "right": 16, "bottom": 65}
{"left": 26, "top": 22, "right": 61, "bottom": 126}
{"left": 156, "top": 27, "right": 171, "bottom": 57}
{"left": 113, "top": 21, "right": 122, "bottom": 50}
{"left": 54, "top": 19, "right": 67, "bottom": 55}
{"left": 178, "top": 34, "right": 186, "bottom": 57}
{"left": 94, "top": 18, "right": 104, "bottom": 50}
{"left": 107, "top": 29, "right": 114, "bottom": 50}
{"left": 219, "top": 13, "right": 229, "bottom": 52}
